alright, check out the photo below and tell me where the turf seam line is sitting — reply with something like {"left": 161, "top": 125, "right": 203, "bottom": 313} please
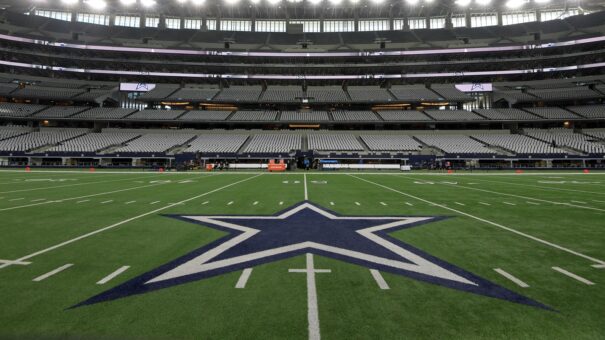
{"left": 349, "top": 175, "right": 605, "bottom": 266}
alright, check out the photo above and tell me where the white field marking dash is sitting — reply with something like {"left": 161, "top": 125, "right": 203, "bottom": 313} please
{"left": 503, "top": 202, "right": 516, "bottom": 206}
{"left": 101, "top": 200, "right": 113, "bottom": 204}
{"left": 304, "top": 174, "right": 309, "bottom": 200}
{"left": 370, "top": 269, "right": 390, "bottom": 290}
{"left": 405, "top": 202, "right": 413, "bottom": 206}
{"left": 570, "top": 200, "right": 587, "bottom": 204}
{"left": 552, "top": 267, "right": 595, "bottom": 285}
{"left": 227, "top": 201, "right": 234, "bottom": 206}
{"left": 150, "top": 201, "right": 161, "bottom": 205}
{"left": 76, "top": 200, "right": 90, "bottom": 204}
{"left": 592, "top": 264, "right": 605, "bottom": 269}
{"left": 380, "top": 202, "right": 387, "bottom": 206}
{"left": 0, "top": 174, "right": 262, "bottom": 270}
{"left": 279, "top": 201, "right": 284, "bottom": 206}
{"left": 0, "top": 259, "right": 31, "bottom": 266}
{"left": 253, "top": 201, "right": 259, "bottom": 206}
{"left": 235, "top": 268, "right": 253, "bottom": 289}
{"left": 526, "top": 201, "right": 540, "bottom": 205}
{"left": 329, "top": 202, "right": 335, "bottom": 206}
{"left": 202, "top": 201, "right": 209, "bottom": 205}
{"left": 97, "top": 266, "right": 130, "bottom": 285}
{"left": 355, "top": 202, "right": 361, "bottom": 206}
{"left": 30, "top": 199, "right": 46, "bottom": 202}
{"left": 593, "top": 200, "right": 605, "bottom": 204}
{"left": 478, "top": 202, "right": 491, "bottom": 206}
{"left": 9, "top": 198, "right": 24, "bottom": 201}
{"left": 125, "top": 201, "right": 136, "bottom": 205}
{"left": 289, "top": 253, "right": 330, "bottom": 340}
{"left": 454, "top": 202, "right": 465, "bottom": 206}
{"left": 33, "top": 264, "right": 73, "bottom": 282}
{"left": 494, "top": 268, "right": 529, "bottom": 288}
{"left": 349, "top": 175, "right": 605, "bottom": 266}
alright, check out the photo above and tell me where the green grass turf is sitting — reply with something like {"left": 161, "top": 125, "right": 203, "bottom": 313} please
{"left": 0, "top": 170, "right": 604, "bottom": 339}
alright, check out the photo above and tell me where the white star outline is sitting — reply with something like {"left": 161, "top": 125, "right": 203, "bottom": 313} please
{"left": 147, "top": 203, "right": 476, "bottom": 286}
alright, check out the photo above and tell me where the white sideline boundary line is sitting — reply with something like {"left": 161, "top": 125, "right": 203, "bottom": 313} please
{"left": 33, "top": 264, "right": 73, "bottom": 282}
{"left": 97, "top": 266, "right": 130, "bottom": 285}
{"left": 552, "top": 267, "right": 595, "bottom": 285}
{"left": 370, "top": 269, "right": 390, "bottom": 290}
{"left": 349, "top": 175, "right": 605, "bottom": 266}
{"left": 0, "top": 174, "right": 262, "bottom": 270}
{"left": 0, "top": 182, "right": 171, "bottom": 212}
{"left": 494, "top": 268, "right": 529, "bottom": 288}
{"left": 235, "top": 268, "right": 253, "bottom": 289}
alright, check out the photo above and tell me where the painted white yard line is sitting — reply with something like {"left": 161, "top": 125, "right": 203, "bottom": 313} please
{"left": 405, "top": 202, "right": 413, "bottom": 206}
{"left": 0, "top": 182, "right": 171, "bottom": 212}
{"left": 369, "top": 269, "right": 390, "bottom": 290}
{"left": 494, "top": 268, "right": 529, "bottom": 288}
{"left": 526, "top": 201, "right": 540, "bottom": 205}
{"left": 355, "top": 202, "right": 361, "bottom": 206}
{"left": 9, "top": 198, "right": 24, "bottom": 201}
{"left": 125, "top": 201, "right": 136, "bottom": 205}
{"left": 349, "top": 175, "right": 605, "bottom": 266}
{"left": 30, "top": 199, "right": 46, "bottom": 202}
{"left": 454, "top": 202, "right": 465, "bottom": 206}
{"left": 380, "top": 202, "right": 387, "bottom": 206}
{"left": 101, "top": 200, "right": 113, "bottom": 204}
{"left": 253, "top": 201, "right": 259, "bottom": 206}
{"left": 97, "top": 266, "right": 130, "bottom": 285}
{"left": 33, "top": 264, "right": 73, "bottom": 282}
{"left": 593, "top": 200, "right": 605, "bottom": 204}
{"left": 289, "top": 253, "right": 330, "bottom": 340}
{"left": 570, "top": 200, "right": 587, "bottom": 204}
{"left": 304, "top": 174, "right": 309, "bottom": 200}
{"left": 591, "top": 264, "right": 605, "bottom": 269}
{"left": 227, "top": 201, "right": 234, "bottom": 205}
{"left": 150, "top": 201, "right": 161, "bottom": 205}
{"left": 235, "top": 268, "right": 253, "bottom": 289}
{"left": 0, "top": 259, "right": 31, "bottom": 266}
{"left": 478, "top": 202, "right": 491, "bottom": 206}
{"left": 76, "top": 200, "right": 90, "bottom": 204}
{"left": 0, "top": 174, "right": 262, "bottom": 270}
{"left": 552, "top": 267, "right": 595, "bottom": 285}
{"left": 0, "top": 174, "right": 165, "bottom": 194}
{"left": 503, "top": 202, "right": 516, "bottom": 206}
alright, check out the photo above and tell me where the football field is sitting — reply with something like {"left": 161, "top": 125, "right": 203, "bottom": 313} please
{"left": 0, "top": 170, "right": 604, "bottom": 339}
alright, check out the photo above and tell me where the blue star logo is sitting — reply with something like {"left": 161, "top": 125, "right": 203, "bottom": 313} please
{"left": 74, "top": 202, "right": 548, "bottom": 309}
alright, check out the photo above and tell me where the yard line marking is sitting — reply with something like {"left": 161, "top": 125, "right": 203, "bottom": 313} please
{"left": 526, "top": 201, "right": 540, "bottom": 205}
{"left": 355, "top": 202, "right": 361, "bottom": 206}
{"left": 380, "top": 202, "right": 387, "bottom": 206}
{"left": 33, "top": 264, "right": 73, "bottom": 282}
{"left": 478, "top": 202, "right": 491, "bottom": 206}
{"left": 235, "top": 268, "right": 253, "bottom": 289}
{"left": 593, "top": 200, "right": 605, "bottom": 204}
{"left": 150, "top": 201, "right": 161, "bottom": 205}
{"left": 349, "top": 175, "right": 605, "bottom": 266}
{"left": 289, "top": 253, "right": 330, "bottom": 340}
{"left": 125, "top": 201, "right": 136, "bottom": 205}
{"left": 0, "top": 174, "right": 165, "bottom": 194}
{"left": 9, "top": 198, "right": 24, "bottom": 201}
{"left": 458, "top": 176, "right": 605, "bottom": 196}
{"left": 0, "top": 174, "right": 262, "bottom": 270}
{"left": 369, "top": 269, "right": 390, "bottom": 290}
{"left": 30, "top": 199, "right": 46, "bottom": 202}
{"left": 329, "top": 202, "right": 335, "bottom": 206}
{"left": 253, "top": 201, "right": 259, "bottom": 206}
{"left": 0, "top": 182, "right": 171, "bottom": 212}
{"left": 101, "top": 200, "right": 113, "bottom": 204}
{"left": 454, "top": 202, "right": 465, "bottom": 206}
{"left": 304, "top": 174, "right": 309, "bottom": 200}
{"left": 0, "top": 259, "right": 31, "bottom": 266}
{"left": 97, "top": 266, "right": 130, "bottom": 285}
{"left": 227, "top": 201, "right": 234, "bottom": 205}
{"left": 202, "top": 201, "right": 209, "bottom": 205}
{"left": 494, "top": 268, "right": 529, "bottom": 288}
{"left": 503, "top": 202, "right": 516, "bottom": 206}
{"left": 279, "top": 201, "right": 284, "bottom": 205}
{"left": 552, "top": 267, "right": 595, "bottom": 285}
{"left": 591, "top": 264, "right": 605, "bottom": 269}
{"left": 77, "top": 200, "right": 90, "bottom": 204}
{"left": 570, "top": 200, "right": 587, "bottom": 204}
{"left": 405, "top": 202, "right": 413, "bottom": 206}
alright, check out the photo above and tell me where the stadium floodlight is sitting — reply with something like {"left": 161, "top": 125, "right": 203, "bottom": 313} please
{"left": 349, "top": 0, "right": 360, "bottom": 4}
{"left": 329, "top": 0, "right": 342, "bottom": 5}
{"left": 267, "top": 0, "right": 281, "bottom": 5}
{"left": 308, "top": 0, "right": 322, "bottom": 5}
{"left": 505, "top": 0, "right": 526, "bottom": 9}
{"left": 370, "top": 0, "right": 386, "bottom": 5}
{"left": 249, "top": 0, "right": 261, "bottom": 4}
{"left": 454, "top": 0, "right": 471, "bottom": 6}
{"left": 225, "top": 0, "right": 240, "bottom": 5}
{"left": 84, "top": 0, "right": 107, "bottom": 10}
{"left": 405, "top": 0, "right": 419, "bottom": 5}
{"left": 534, "top": 0, "right": 551, "bottom": 3}
{"left": 61, "top": 0, "right": 79, "bottom": 5}
{"left": 120, "top": 0, "right": 137, "bottom": 6}
{"left": 190, "top": 0, "right": 206, "bottom": 5}
{"left": 140, "top": 0, "right": 156, "bottom": 7}
{"left": 475, "top": 0, "right": 491, "bottom": 5}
